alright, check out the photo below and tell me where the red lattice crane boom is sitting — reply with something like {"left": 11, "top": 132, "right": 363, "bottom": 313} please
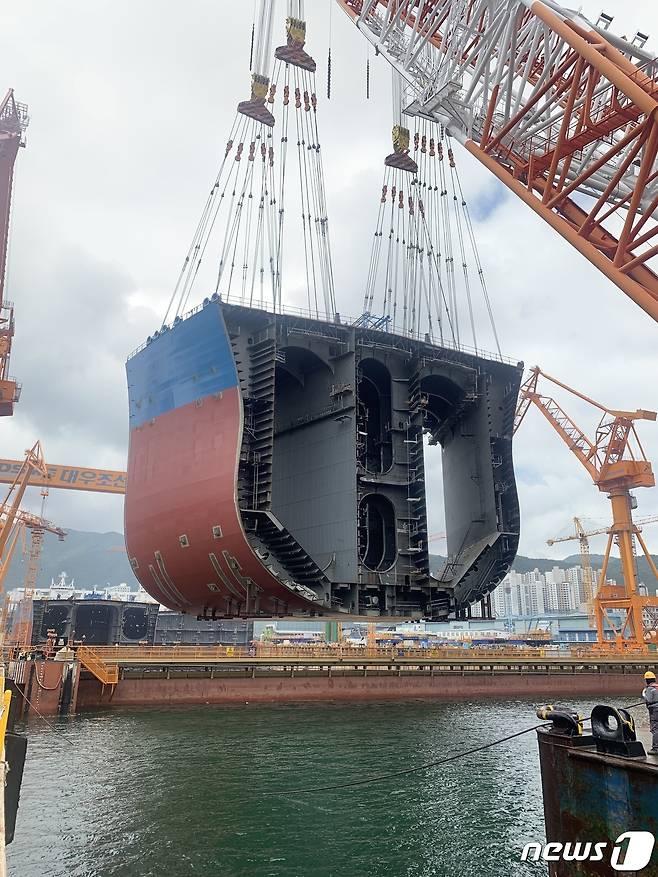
{"left": 336, "top": 0, "right": 658, "bottom": 322}
{"left": 0, "top": 89, "right": 27, "bottom": 416}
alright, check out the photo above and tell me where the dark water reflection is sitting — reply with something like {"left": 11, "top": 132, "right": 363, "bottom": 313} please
{"left": 9, "top": 696, "right": 641, "bottom": 877}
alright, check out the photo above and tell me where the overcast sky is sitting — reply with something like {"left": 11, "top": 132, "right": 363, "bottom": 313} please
{"left": 3, "top": 1, "right": 658, "bottom": 561}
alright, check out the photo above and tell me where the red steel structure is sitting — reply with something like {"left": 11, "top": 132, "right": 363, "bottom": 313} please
{"left": 336, "top": 0, "right": 658, "bottom": 322}
{"left": 0, "top": 89, "right": 27, "bottom": 415}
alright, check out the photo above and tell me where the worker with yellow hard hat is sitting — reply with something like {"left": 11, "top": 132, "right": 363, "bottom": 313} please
{"left": 642, "top": 671, "right": 658, "bottom": 754}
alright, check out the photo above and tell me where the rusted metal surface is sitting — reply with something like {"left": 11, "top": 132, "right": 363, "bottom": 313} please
{"left": 537, "top": 724, "right": 658, "bottom": 875}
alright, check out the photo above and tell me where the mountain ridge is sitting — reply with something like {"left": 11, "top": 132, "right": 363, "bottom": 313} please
{"left": 10, "top": 530, "right": 657, "bottom": 596}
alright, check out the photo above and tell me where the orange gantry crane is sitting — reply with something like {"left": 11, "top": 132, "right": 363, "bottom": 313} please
{"left": 0, "top": 89, "right": 28, "bottom": 416}
{"left": 0, "top": 457, "right": 125, "bottom": 494}
{"left": 0, "top": 443, "right": 66, "bottom": 648}
{"left": 337, "top": 0, "right": 658, "bottom": 322}
{"left": 0, "top": 441, "right": 50, "bottom": 556}
{"left": 2, "top": 512, "right": 66, "bottom": 650}
{"left": 515, "top": 366, "right": 658, "bottom": 650}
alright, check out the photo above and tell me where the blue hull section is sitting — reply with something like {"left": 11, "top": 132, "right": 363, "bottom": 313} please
{"left": 127, "top": 300, "right": 238, "bottom": 430}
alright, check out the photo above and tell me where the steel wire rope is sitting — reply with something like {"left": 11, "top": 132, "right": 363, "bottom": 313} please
{"left": 12, "top": 685, "right": 76, "bottom": 748}
{"left": 392, "top": 187, "right": 403, "bottom": 328}
{"left": 245, "top": 117, "right": 279, "bottom": 307}
{"left": 176, "top": 114, "right": 250, "bottom": 314}
{"left": 415, "top": 135, "right": 432, "bottom": 339}
{"left": 273, "top": 60, "right": 289, "bottom": 313}
{"left": 421, "top": 130, "right": 447, "bottom": 344}
{"left": 309, "top": 74, "right": 336, "bottom": 318}
{"left": 410, "top": 146, "right": 430, "bottom": 339}
{"left": 410, "top": 125, "right": 458, "bottom": 344}
{"left": 178, "top": 112, "right": 252, "bottom": 316}
{"left": 382, "top": 178, "right": 398, "bottom": 323}
{"left": 219, "top": 74, "right": 287, "bottom": 307}
{"left": 292, "top": 67, "right": 317, "bottom": 316}
{"left": 212, "top": 118, "right": 259, "bottom": 303}
{"left": 373, "top": 171, "right": 391, "bottom": 314}
{"left": 267, "top": 124, "right": 282, "bottom": 311}
{"left": 302, "top": 69, "right": 330, "bottom": 315}
{"left": 248, "top": 138, "right": 273, "bottom": 306}
{"left": 239, "top": 135, "right": 261, "bottom": 303}
{"left": 416, "top": 232, "right": 434, "bottom": 343}
{"left": 404, "top": 185, "right": 416, "bottom": 336}
{"left": 409, "top": 193, "right": 422, "bottom": 338}
{"left": 363, "top": 166, "right": 390, "bottom": 315}
{"left": 301, "top": 69, "right": 327, "bottom": 315}
{"left": 449, "top": 136, "right": 502, "bottom": 357}
{"left": 308, "top": 76, "right": 336, "bottom": 316}
{"left": 448, "top": 153, "right": 478, "bottom": 354}
{"left": 417, "top": 134, "right": 441, "bottom": 343}
{"left": 401, "top": 185, "right": 410, "bottom": 334}
{"left": 175, "top": 117, "right": 252, "bottom": 314}
{"left": 300, "top": 67, "right": 332, "bottom": 318}
{"left": 293, "top": 66, "right": 314, "bottom": 315}
{"left": 163, "top": 112, "right": 244, "bottom": 325}
{"left": 438, "top": 136, "right": 459, "bottom": 345}
{"left": 425, "top": 132, "right": 446, "bottom": 343}
{"left": 227, "top": 119, "right": 270, "bottom": 303}
{"left": 256, "top": 127, "right": 277, "bottom": 307}
{"left": 266, "top": 701, "right": 648, "bottom": 797}
{"left": 218, "top": 130, "right": 261, "bottom": 303}
{"left": 418, "top": 209, "right": 458, "bottom": 346}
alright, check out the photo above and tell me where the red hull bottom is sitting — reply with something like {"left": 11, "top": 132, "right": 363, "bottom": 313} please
{"left": 125, "top": 387, "right": 315, "bottom": 617}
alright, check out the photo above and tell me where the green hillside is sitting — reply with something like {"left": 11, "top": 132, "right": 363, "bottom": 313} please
{"left": 8, "top": 531, "right": 657, "bottom": 596}
{"left": 7, "top": 529, "right": 139, "bottom": 592}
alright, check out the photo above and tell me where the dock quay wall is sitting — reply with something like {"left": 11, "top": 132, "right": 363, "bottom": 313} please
{"left": 72, "top": 649, "right": 651, "bottom": 713}
{"left": 12, "top": 650, "right": 654, "bottom": 714}
{"left": 76, "top": 667, "right": 641, "bottom": 711}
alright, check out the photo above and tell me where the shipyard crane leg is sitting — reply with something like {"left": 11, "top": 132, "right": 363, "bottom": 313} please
{"left": 9, "top": 526, "right": 44, "bottom": 650}
{"left": 594, "top": 490, "right": 658, "bottom": 649}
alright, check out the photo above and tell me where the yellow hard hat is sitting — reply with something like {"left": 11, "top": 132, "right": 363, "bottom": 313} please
{"left": 644, "top": 671, "right": 656, "bottom": 680}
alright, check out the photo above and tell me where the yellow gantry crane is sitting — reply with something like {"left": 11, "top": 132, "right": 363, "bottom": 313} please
{"left": 515, "top": 366, "right": 658, "bottom": 651}
{"left": 548, "top": 517, "right": 597, "bottom": 610}
{"left": 6, "top": 512, "right": 66, "bottom": 650}
{"left": 0, "top": 444, "right": 66, "bottom": 648}
{"left": 547, "top": 515, "right": 658, "bottom": 623}
{"left": 0, "top": 442, "right": 49, "bottom": 558}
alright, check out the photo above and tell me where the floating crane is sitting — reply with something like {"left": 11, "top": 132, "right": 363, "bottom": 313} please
{"left": 337, "top": 0, "right": 658, "bottom": 323}
{"left": 0, "top": 89, "right": 28, "bottom": 416}
{"left": 515, "top": 366, "right": 658, "bottom": 650}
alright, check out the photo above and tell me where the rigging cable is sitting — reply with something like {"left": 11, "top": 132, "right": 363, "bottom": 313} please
{"left": 12, "top": 684, "right": 76, "bottom": 748}
{"left": 267, "top": 701, "right": 648, "bottom": 796}
{"left": 449, "top": 133, "right": 502, "bottom": 357}
{"left": 327, "top": 0, "right": 332, "bottom": 100}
